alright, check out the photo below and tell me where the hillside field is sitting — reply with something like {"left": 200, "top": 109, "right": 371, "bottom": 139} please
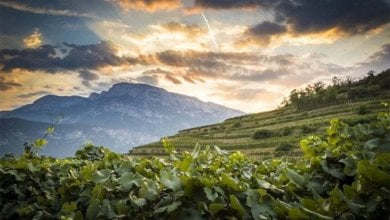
{"left": 131, "top": 70, "right": 390, "bottom": 159}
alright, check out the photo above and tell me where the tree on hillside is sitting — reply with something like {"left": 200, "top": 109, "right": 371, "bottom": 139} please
{"left": 283, "top": 69, "right": 390, "bottom": 111}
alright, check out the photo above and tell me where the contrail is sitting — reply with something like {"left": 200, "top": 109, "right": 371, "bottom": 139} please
{"left": 201, "top": 12, "right": 219, "bottom": 51}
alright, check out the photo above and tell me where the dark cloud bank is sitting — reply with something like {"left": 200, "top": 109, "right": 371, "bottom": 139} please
{"left": 1, "top": 41, "right": 389, "bottom": 90}
{"left": 194, "top": 0, "right": 390, "bottom": 41}
{"left": 0, "top": 41, "right": 136, "bottom": 72}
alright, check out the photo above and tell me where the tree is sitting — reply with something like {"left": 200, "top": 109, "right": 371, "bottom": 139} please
{"left": 280, "top": 98, "right": 289, "bottom": 107}
{"left": 289, "top": 89, "right": 300, "bottom": 110}
{"left": 313, "top": 81, "right": 325, "bottom": 93}
{"left": 332, "top": 76, "right": 341, "bottom": 87}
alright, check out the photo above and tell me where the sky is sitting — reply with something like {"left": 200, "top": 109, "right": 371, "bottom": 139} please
{"left": 0, "top": 0, "right": 389, "bottom": 113}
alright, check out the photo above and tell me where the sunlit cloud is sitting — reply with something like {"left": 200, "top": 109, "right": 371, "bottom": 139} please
{"left": 0, "top": 1, "right": 96, "bottom": 18}
{"left": 152, "top": 22, "right": 205, "bottom": 39}
{"left": 283, "top": 27, "right": 346, "bottom": 46}
{"left": 23, "top": 28, "right": 43, "bottom": 48}
{"left": 352, "top": 43, "right": 390, "bottom": 75}
{"left": 0, "top": 41, "right": 137, "bottom": 73}
{"left": 115, "top": 0, "right": 182, "bottom": 12}
{"left": 0, "top": 69, "right": 85, "bottom": 110}
{"left": 0, "top": 75, "right": 22, "bottom": 91}
{"left": 236, "top": 24, "right": 379, "bottom": 49}
{"left": 190, "top": 0, "right": 390, "bottom": 37}
{"left": 17, "top": 90, "right": 50, "bottom": 99}
{"left": 1, "top": 0, "right": 389, "bottom": 113}
{"left": 91, "top": 21, "right": 211, "bottom": 54}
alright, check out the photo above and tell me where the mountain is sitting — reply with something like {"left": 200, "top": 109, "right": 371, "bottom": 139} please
{"left": 0, "top": 117, "right": 156, "bottom": 157}
{"left": 0, "top": 83, "right": 243, "bottom": 157}
{"left": 0, "top": 111, "right": 9, "bottom": 117}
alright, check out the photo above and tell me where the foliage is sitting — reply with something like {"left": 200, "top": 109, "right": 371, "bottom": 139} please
{"left": 282, "top": 127, "right": 292, "bottom": 136}
{"left": 232, "top": 121, "right": 242, "bottom": 128}
{"left": 345, "top": 116, "right": 374, "bottom": 126}
{"left": 275, "top": 142, "right": 293, "bottom": 152}
{"left": 1, "top": 110, "right": 390, "bottom": 219}
{"left": 252, "top": 129, "right": 273, "bottom": 139}
{"left": 357, "top": 104, "right": 369, "bottom": 115}
{"left": 75, "top": 144, "right": 108, "bottom": 161}
{"left": 22, "top": 115, "right": 62, "bottom": 158}
{"left": 286, "top": 69, "right": 390, "bottom": 111}
{"left": 301, "top": 125, "right": 317, "bottom": 134}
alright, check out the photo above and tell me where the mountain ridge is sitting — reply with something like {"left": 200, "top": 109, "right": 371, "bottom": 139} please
{"left": 0, "top": 83, "right": 243, "bottom": 157}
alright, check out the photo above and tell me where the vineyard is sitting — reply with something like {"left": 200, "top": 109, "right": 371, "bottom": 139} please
{"left": 132, "top": 70, "right": 390, "bottom": 159}
{"left": 132, "top": 98, "right": 390, "bottom": 160}
{"left": 1, "top": 108, "right": 390, "bottom": 219}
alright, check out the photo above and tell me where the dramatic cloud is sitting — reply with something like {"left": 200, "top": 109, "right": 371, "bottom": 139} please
{"left": 156, "top": 22, "right": 205, "bottom": 39}
{"left": 0, "top": 76, "right": 22, "bottom": 91}
{"left": 249, "top": 21, "right": 287, "bottom": 36}
{"left": 1, "top": 0, "right": 389, "bottom": 112}
{"left": 139, "top": 68, "right": 199, "bottom": 85}
{"left": 0, "top": 6, "right": 101, "bottom": 49}
{"left": 193, "top": 0, "right": 390, "bottom": 46}
{"left": 275, "top": 0, "right": 390, "bottom": 35}
{"left": 139, "top": 50, "right": 341, "bottom": 86}
{"left": 23, "top": 29, "right": 42, "bottom": 48}
{"left": 116, "top": 0, "right": 181, "bottom": 12}
{"left": 0, "top": 41, "right": 137, "bottom": 72}
{"left": 183, "top": 76, "right": 195, "bottom": 84}
{"left": 165, "top": 75, "right": 182, "bottom": 84}
{"left": 191, "top": 0, "right": 270, "bottom": 10}
{"left": 354, "top": 44, "right": 390, "bottom": 74}
{"left": 78, "top": 70, "right": 99, "bottom": 87}
{"left": 0, "top": 1, "right": 95, "bottom": 18}
{"left": 17, "top": 90, "right": 50, "bottom": 99}
{"left": 238, "top": 21, "right": 287, "bottom": 46}
{"left": 148, "top": 50, "right": 263, "bottom": 67}
{"left": 0, "top": 45, "right": 57, "bottom": 72}
{"left": 79, "top": 70, "right": 99, "bottom": 81}
{"left": 103, "top": 21, "right": 211, "bottom": 54}
{"left": 136, "top": 75, "right": 158, "bottom": 85}
{"left": 60, "top": 42, "right": 134, "bottom": 70}
{"left": 368, "top": 44, "right": 390, "bottom": 65}
{"left": 142, "top": 68, "right": 173, "bottom": 75}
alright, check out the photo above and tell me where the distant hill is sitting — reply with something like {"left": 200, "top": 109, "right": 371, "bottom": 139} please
{"left": 131, "top": 69, "right": 390, "bottom": 159}
{"left": 0, "top": 83, "right": 243, "bottom": 157}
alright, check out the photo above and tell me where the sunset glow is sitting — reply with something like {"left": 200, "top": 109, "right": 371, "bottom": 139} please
{"left": 1, "top": 0, "right": 389, "bottom": 113}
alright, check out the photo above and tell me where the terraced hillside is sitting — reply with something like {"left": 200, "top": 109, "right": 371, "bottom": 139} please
{"left": 130, "top": 69, "right": 390, "bottom": 159}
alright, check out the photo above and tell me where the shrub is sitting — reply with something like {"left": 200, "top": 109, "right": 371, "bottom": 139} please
{"left": 347, "top": 88, "right": 363, "bottom": 100}
{"left": 345, "top": 116, "right": 373, "bottom": 126}
{"left": 75, "top": 144, "right": 107, "bottom": 161}
{"left": 252, "top": 129, "right": 273, "bottom": 139}
{"left": 232, "top": 121, "right": 241, "bottom": 128}
{"left": 357, "top": 105, "right": 369, "bottom": 115}
{"left": 301, "top": 125, "right": 316, "bottom": 134}
{"left": 275, "top": 142, "right": 293, "bottom": 151}
{"left": 282, "top": 127, "right": 292, "bottom": 136}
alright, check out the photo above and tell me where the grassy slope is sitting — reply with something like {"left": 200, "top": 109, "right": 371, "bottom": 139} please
{"left": 130, "top": 95, "right": 390, "bottom": 159}
{"left": 130, "top": 69, "right": 390, "bottom": 159}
